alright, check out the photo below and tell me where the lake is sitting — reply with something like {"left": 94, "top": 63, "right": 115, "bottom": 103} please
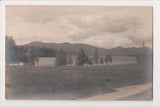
{"left": 38, "top": 56, "right": 137, "bottom": 66}
{"left": 9, "top": 56, "right": 137, "bottom": 66}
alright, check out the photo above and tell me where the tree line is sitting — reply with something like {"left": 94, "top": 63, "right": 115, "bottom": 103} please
{"left": 5, "top": 36, "right": 112, "bottom": 66}
{"left": 55, "top": 48, "right": 112, "bottom": 66}
{"left": 6, "top": 36, "right": 151, "bottom": 66}
{"left": 5, "top": 36, "right": 56, "bottom": 66}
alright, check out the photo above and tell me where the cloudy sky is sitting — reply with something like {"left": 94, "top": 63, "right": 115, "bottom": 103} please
{"left": 6, "top": 6, "right": 152, "bottom": 49}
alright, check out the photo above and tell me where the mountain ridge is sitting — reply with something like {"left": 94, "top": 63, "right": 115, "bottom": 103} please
{"left": 19, "top": 41, "right": 151, "bottom": 56}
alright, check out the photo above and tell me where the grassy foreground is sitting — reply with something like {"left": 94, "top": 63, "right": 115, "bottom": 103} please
{"left": 5, "top": 64, "right": 152, "bottom": 100}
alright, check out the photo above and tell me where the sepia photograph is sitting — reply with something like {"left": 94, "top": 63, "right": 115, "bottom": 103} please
{"left": 5, "top": 5, "right": 153, "bottom": 100}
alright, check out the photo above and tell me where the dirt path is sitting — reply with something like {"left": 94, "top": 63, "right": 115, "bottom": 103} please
{"left": 77, "top": 82, "right": 152, "bottom": 100}
{"left": 119, "top": 88, "right": 152, "bottom": 100}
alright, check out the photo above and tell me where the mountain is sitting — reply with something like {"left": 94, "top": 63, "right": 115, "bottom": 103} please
{"left": 20, "top": 41, "right": 151, "bottom": 56}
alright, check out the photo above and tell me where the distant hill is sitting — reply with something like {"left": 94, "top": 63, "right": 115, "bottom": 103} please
{"left": 20, "top": 41, "right": 152, "bottom": 56}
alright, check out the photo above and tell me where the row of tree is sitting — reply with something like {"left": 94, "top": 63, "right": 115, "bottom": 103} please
{"left": 7, "top": 36, "right": 152, "bottom": 66}
{"left": 5, "top": 36, "right": 56, "bottom": 66}
{"left": 76, "top": 48, "right": 112, "bottom": 66}
{"left": 6, "top": 36, "right": 113, "bottom": 66}
{"left": 55, "top": 48, "right": 112, "bottom": 66}
{"left": 135, "top": 50, "right": 152, "bottom": 64}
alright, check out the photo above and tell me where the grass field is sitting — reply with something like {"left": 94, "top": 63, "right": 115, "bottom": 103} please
{"left": 5, "top": 64, "right": 152, "bottom": 100}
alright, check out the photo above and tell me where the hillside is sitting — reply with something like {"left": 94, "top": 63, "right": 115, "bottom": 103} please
{"left": 20, "top": 41, "right": 151, "bottom": 56}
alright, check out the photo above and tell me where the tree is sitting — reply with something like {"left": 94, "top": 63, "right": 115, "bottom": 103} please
{"left": 35, "top": 57, "right": 39, "bottom": 66}
{"left": 135, "top": 49, "right": 152, "bottom": 64}
{"left": 16, "top": 46, "right": 30, "bottom": 66}
{"left": 16, "top": 54, "right": 23, "bottom": 66}
{"left": 88, "top": 57, "right": 93, "bottom": 65}
{"left": 23, "top": 48, "right": 37, "bottom": 66}
{"left": 67, "top": 56, "right": 73, "bottom": 65}
{"left": 40, "top": 47, "right": 56, "bottom": 57}
{"left": 55, "top": 47, "right": 67, "bottom": 66}
{"left": 142, "top": 48, "right": 152, "bottom": 64}
{"left": 105, "top": 54, "right": 112, "bottom": 64}
{"left": 16, "top": 47, "right": 23, "bottom": 65}
{"left": 5, "top": 36, "right": 17, "bottom": 66}
{"left": 100, "top": 58, "right": 104, "bottom": 64}
{"left": 105, "top": 55, "right": 109, "bottom": 64}
{"left": 108, "top": 54, "right": 112, "bottom": 63}
{"left": 134, "top": 42, "right": 152, "bottom": 64}
{"left": 27, "top": 47, "right": 40, "bottom": 66}
{"left": 76, "top": 48, "right": 87, "bottom": 66}
{"left": 20, "top": 54, "right": 29, "bottom": 63}
{"left": 29, "top": 48, "right": 36, "bottom": 65}
{"left": 135, "top": 55, "right": 142, "bottom": 63}
{"left": 93, "top": 48, "right": 99, "bottom": 65}
{"left": 85, "top": 55, "right": 89, "bottom": 64}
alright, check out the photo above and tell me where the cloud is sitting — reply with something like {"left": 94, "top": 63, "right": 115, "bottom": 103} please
{"left": 6, "top": 6, "right": 152, "bottom": 49}
{"left": 69, "top": 17, "right": 141, "bottom": 41}
{"left": 106, "top": 18, "right": 141, "bottom": 33}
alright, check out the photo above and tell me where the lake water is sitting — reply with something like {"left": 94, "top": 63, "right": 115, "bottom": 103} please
{"left": 38, "top": 56, "right": 137, "bottom": 66}
{"left": 9, "top": 56, "right": 137, "bottom": 66}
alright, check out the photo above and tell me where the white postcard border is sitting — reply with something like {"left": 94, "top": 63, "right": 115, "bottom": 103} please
{"left": 0, "top": 1, "right": 160, "bottom": 107}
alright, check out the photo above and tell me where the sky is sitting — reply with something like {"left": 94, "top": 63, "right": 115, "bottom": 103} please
{"left": 6, "top": 6, "right": 152, "bottom": 49}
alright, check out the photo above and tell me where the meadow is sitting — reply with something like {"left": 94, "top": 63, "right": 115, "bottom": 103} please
{"left": 5, "top": 64, "right": 152, "bottom": 100}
